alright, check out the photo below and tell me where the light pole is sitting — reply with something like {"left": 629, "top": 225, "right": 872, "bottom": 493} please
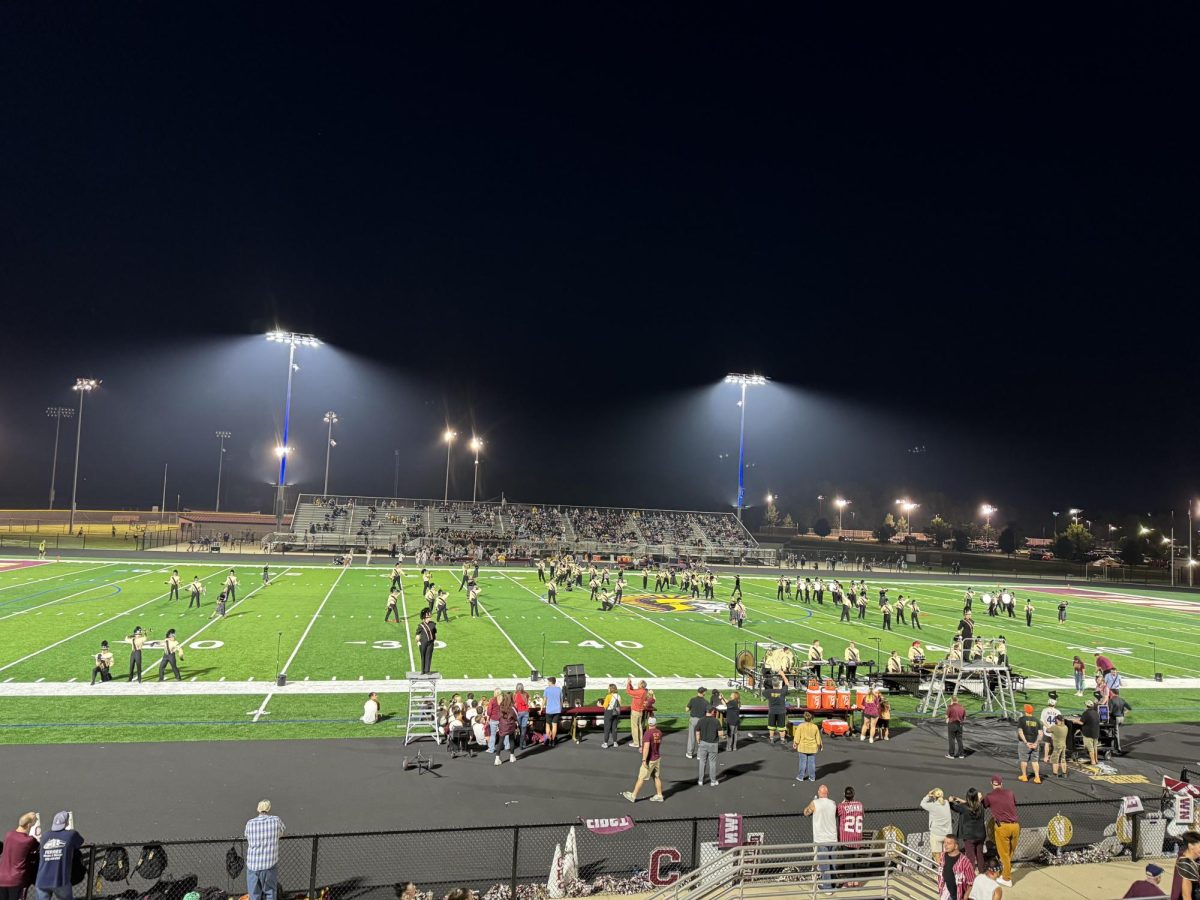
{"left": 1069, "top": 507, "right": 1083, "bottom": 526}
{"left": 393, "top": 449, "right": 400, "bottom": 497}
{"left": 442, "top": 429, "right": 457, "bottom": 502}
{"left": 895, "top": 498, "right": 919, "bottom": 534}
{"left": 68, "top": 378, "right": 100, "bottom": 534}
{"left": 1052, "top": 510, "right": 1060, "bottom": 538}
{"left": 214, "top": 431, "right": 231, "bottom": 512}
{"left": 46, "top": 406, "right": 75, "bottom": 509}
{"left": 980, "top": 504, "right": 997, "bottom": 541}
{"left": 470, "top": 437, "right": 483, "bottom": 503}
{"left": 724, "top": 373, "right": 768, "bottom": 522}
{"left": 266, "top": 331, "right": 320, "bottom": 527}
{"left": 834, "top": 498, "right": 850, "bottom": 533}
{"left": 322, "top": 411, "right": 338, "bottom": 497}
{"left": 160, "top": 463, "right": 168, "bottom": 522}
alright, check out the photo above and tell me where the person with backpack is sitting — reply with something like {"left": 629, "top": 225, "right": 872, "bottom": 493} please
{"left": 0, "top": 811, "right": 40, "bottom": 900}
{"left": 34, "top": 811, "right": 84, "bottom": 900}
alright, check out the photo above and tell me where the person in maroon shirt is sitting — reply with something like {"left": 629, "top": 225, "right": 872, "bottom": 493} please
{"left": 946, "top": 698, "right": 967, "bottom": 759}
{"left": 0, "top": 812, "right": 40, "bottom": 900}
{"left": 621, "top": 717, "right": 664, "bottom": 803}
{"left": 1121, "top": 862, "right": 1164, "bottom": 898}
{"left": 982, "top": 775, "right": 1019, "bottom": 886}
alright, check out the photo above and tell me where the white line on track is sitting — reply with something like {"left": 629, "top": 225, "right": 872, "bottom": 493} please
{"left": 0, "top": 562, "right": 118, "bottom": 594}
{"left": 497, "top": 571, "right": 655, "bottom": 677}
{"left": 279, "top": 567, "right": 349, "bottom": 676}
{"left": 0, "top": 568, "right": 228, "bottom": 675}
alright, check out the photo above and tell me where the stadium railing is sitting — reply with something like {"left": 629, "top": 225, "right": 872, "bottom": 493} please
{"left": 75, "top": 795, "right": 1170, "bottom": 900}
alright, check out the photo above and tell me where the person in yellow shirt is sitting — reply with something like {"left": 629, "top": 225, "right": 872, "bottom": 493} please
{"left": 792, "top": 710, "right": 823, "bottom": 782}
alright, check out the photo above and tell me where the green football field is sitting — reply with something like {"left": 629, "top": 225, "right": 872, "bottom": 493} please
{"left": 1, "top": 556, "right": 1198, "bottom": 745}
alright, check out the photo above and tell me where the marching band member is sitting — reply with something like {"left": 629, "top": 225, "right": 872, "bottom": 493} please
{"left": 417, "top": 609, "right": 437, "bottom": 674}
{"left": 910, "top": 597, "right": 922, "bottom": 629}
{"left": 157, "top": 628, "right": 183, "bottom": 681}
{"left": 808, "top": 641, "right": 824, "bottom": 680}
{"left": 545, "top": 579, "right": 557, "bottom": 605}
{"left": 210, "top": 589, "right": 227, "bottom": 618}
{"left": 844, "top": 642, "right": 860, "bottom": 683}
{"left": 435, "top": 590, "right": 450, "bottom": 622}
{"left": 91, "top": 640, "right": 114, "bottom": 684}
{"left": 167, "top": 569, "right": 181, "bottom": 601}
{"left": 225, "top": 569, "right": 238, "bottom": 602}
{"left": 128, "top": 626, "right": 146, "bottom": 682}
{"left": 391, "top": 562, "right": 405, "bottom": 589}
{"left": 385, "top": 588, "right": 401, "bottom": 623}
{"left": 908, "top": 641, "right": 925, "bottom": 668}
{"left": 886, "top": 650, "right": 902, "bottom": 674}
{"left": 468, "top": 581, "right": 481, "bottom": 617}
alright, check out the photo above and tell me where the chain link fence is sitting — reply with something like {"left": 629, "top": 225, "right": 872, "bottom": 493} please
{"left": 72, "top": 793, "right": 1187, "bottom": 900}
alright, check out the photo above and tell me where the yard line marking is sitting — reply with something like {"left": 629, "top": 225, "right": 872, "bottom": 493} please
{"left": 0, "top": 562, "right": 117, "bottom": 594}
{"left": 280, "top": 567, "right": 350, "bottom": 676}
{"left": 396, "top": 577, "right": 416, "bottom": 673}
{"left": 438, "top": 569, "right": 535, "bottom": 671}
{"left": 251, "top": 693, "right": 273, "bottom": 722}
{"left": 172, "top": 568, "right": 293, "bottom": 649}
{"left": 0, "top": 569, "right": 227, "bottom": 675}
{"left": 0, "top": 564, "right": 180, "bottom": 621}
{"left": 614, "top": 605, "right": 731, "bottom": 664}
{"left": 497, "top": 571, "right": 654, "bottom": 677}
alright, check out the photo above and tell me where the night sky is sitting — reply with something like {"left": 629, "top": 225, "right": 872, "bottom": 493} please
{"left": 1, "top": 5, "right": 1196, "bottom": 531}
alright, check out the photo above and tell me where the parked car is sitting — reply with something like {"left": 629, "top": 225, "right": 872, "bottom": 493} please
{"left": 1028, "top": 549, "right": 1055, "bottom": 560}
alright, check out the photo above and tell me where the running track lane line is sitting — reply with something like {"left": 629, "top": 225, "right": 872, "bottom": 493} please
{"left": 0, "top": 562, "right": 118, "bottom": 594}
{"left": 0, "top": 568, "right": 229, "bottom": 675}
{"left": 437, "top": 569, "right": 535, "bottom": 671}
{"left": 497, "top": 570, "right": 656, "bottom": 678}
{"left": 279, "top": 566, "right": 349, "bottom": 677}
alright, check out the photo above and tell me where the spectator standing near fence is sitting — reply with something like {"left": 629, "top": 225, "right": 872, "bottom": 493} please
{"left": 1120, "top": 862, "right": 1164, "bottom": 898}
{"left": 982, "top": 776, "right": 1018, "bottom": 887}
{"left": 245, "top": 800, "right": 286, "bottom": 900}
{"left": 948, "top": 788, "right": 988, "bottom": 872}
{"left": 969, "top": 856, "right": 1004, "bottom": 900}
{"left": 803, "top": 785, "right": 838, "bottom": 893}
{"left": 685, "top": 687, "right": 709, "bottom": 759}
{"left": 34, "top": 812, "right": 82, "bottom": 900}
{"left": 0, "top": 812, "right": 40, "bottom": 900}
{"left": 921, "top": 789, "right": 953, "bottom": 860}
{"left": 625, "top": 679, "right": 648, "bottom": 748}
{"left": 513, "top": 684, "right": 530, "bottom": 749}
{"left": 1171, "top": 833, "right": 1200, "bottom": 900}
{"left": 837, "top": 786, "right": 865, "bottom": 888}
{"left": 935, "top": 836, "right": 975, "bottom": 900}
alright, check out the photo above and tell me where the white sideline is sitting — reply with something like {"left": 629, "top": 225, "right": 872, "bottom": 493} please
{"left": 0, "top": 674, "right": 1191, "bottom": 699}
{"left": 0, "top": 561, "right": 118, "bottom": 593}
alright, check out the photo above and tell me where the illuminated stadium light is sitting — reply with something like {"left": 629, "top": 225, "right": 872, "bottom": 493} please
{"left": 895, "top": 498, "right": 920, "bottom": 533}
{"left": 67, "top": 378, "right": 101, "bottom": 532}
{"left": 323, "top": 411, "right": 339, "bottom": 497}
{"left": 724, "top": 372, "right": 769, "bottom": 522}
{"left": 266, "top": 331, "right": 321, "bottom": 527}
{"left": 835, "top": 497, "right": 851, "bottom": 531}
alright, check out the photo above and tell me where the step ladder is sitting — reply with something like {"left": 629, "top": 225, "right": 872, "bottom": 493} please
{"left": 404, "top": 672, "right": 440, "bottom": 745}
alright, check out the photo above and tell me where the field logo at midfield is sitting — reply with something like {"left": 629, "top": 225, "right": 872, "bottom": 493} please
{"left": 625, "top": 594, "right": 727, "bottom": 615}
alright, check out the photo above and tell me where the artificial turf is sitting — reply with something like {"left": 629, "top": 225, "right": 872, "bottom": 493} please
{"left": 1, "top": 557, "right": 1197, "bottom": 744}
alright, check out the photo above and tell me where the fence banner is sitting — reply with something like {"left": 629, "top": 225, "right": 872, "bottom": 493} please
{"left": 717, "top": 813, "right": 744, "bottom": 848}
{"left": 584, "top": 816, "right": 634, "bottom": 835}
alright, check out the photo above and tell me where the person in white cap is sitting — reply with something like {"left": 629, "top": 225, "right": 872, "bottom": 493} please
{"left": 244, "top": 800, "right": 286, "bottom": 900}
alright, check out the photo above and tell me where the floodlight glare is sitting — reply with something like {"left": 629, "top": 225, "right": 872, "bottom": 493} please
{"left": 723, "top": 372, "right": 769, "bottom": 521}
{"left": 266, "top": 331, "right": 320, "bottom": 525}
{"left": 470, "top": 437, "right": 485, "bottom": 501}
{"left": 470, "top": 437, "right": 482, "bottom": 452}
{"left": 275, "top": 445, "right": 293, "bottom": 457}
{"left": 443, "top": 429, "right": 457, "bottom": 444}
{"left": 442, "top": 428, "right": 458, "bottom": 502}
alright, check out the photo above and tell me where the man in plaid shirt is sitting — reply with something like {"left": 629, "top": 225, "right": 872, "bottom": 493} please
{"left": 245, "top": 799, "right": 286, "bottom": 900}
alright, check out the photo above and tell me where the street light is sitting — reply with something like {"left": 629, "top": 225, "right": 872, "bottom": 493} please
{"left": 1069, "top": 508, "right": 1083, "bottom": 525}
{"left": 214, "top": 431, "right": 231, "bottom": 512}
{"left": 322, "top": 411, "right": 339, "bottom": 497}
{"left": 834, "top": 498, "right": 850, "bottom": 533}
{"left": 470, "top": 437, "right": 483, "bottom": 503}
{"left": 68, "top": 378, "right": 100, "bottom": 533}
{"left": 442, "top": 429, "right": 457, "bottom": 503}
{"left": 724, "top": 373, "right": 768, "bottom": 522}
{"left": 266, "top": 331, "right": 320, "bottom": 527}
{"left": 46, "top": 406, "right": 75, "bottom": 510}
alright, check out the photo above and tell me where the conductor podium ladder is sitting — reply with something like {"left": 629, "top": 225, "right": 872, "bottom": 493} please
{"left": 404, "top": 672, "right": 440, "bottom": 745}
{"left": 920, "top": 657, "right": 1017, "bottom": 719}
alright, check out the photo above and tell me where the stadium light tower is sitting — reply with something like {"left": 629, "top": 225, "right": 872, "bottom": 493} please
{"left": 895, "top": 498, "right": 919, "bottom": 534}
{"left": 442, "top": 429, "right": 457, "bottom": 503}
{"left": 724, "top": 373, "right": 768, "bottom": 522}
{"left": 266, "top": 331, "right": 320, "bottom": 527}
{"left": 834, "top": 497, "right": 851, "bottom": 533}
{"left": 46, "top": 406, "right": 75, "bottom": 510}
{"left": 322, "top": 411, "right": 339, "bottom": 497}
{"left": 980, "top": 503, "right": 997, "bottom": 539}
{"left": 214, "top": 431, "right": 231, "bottom": 512}
{"left": 68, "top": 378, "right": 100, "bottom": 533}
{"left": 470, "top": 437, "right": 483, "bottom": 503}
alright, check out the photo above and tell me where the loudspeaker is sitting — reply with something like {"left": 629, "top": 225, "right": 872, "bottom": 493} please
{"left": 276, "top": 673, "right": 287, "bottom": 687}
{"left": 1155, "top": 673, "right": 1163, "bottom": 682}
{"left": 565, "top": 688, "right": 585, "bottom": 707}
{"left": 564, "top": 664, "right": 586, "bottom": 678}
{"left": 530, "top": 668, "right": 540, "bottom": 681}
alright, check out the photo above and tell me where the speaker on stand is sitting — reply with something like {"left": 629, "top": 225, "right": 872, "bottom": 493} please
{"left": 563, "top": 663, "right": 587, "bottom": 707}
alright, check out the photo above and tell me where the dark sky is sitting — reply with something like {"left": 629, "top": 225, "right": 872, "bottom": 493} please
{"left": 1, "top": 4, "right": 1197, "bottom": 529}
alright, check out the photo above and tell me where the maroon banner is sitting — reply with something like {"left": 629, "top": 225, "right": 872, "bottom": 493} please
{"left": 717, "top": 813, "right": 744, "bottom": 848}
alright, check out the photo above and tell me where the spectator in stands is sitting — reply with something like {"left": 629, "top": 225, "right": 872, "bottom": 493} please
{"left": 244, "top": 800, "right": 285, "bottom": 900}
{"left": 394, "top": 882, "right": 419, "bottom": 900}
{"left": 34, "top": 812, "right": 83, "bottom": 900}
{"left": 1120, "top": 862, "right": 1164, "bottom": 898}
{"left": 983, "top": 776, "right": 1018, "bottom": 886}
{"left": 0, "top": 811, "right": 40, "bottom": 900}
{"left": 936, "top": 836, "right": 975, "bottom": 900}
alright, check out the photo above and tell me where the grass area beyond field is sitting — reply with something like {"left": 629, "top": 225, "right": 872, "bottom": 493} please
{"left": 1, "top": 557, "right": 1198, "bottom": 744}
